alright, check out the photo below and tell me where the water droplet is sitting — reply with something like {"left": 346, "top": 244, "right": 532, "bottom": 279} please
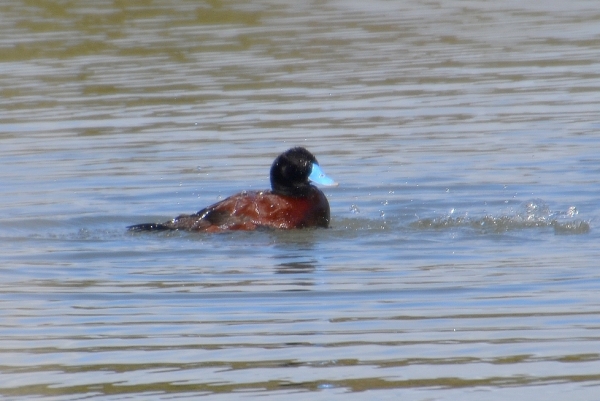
{"left": 349, "top": 204, "right": 360, "bottom": 214}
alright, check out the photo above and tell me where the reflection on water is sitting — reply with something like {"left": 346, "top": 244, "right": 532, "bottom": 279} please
{"left": 2, "top": 0, "right": 600, "bottom": 399}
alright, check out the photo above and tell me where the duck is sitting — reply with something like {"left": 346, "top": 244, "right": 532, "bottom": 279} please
{"left": 127, "top": 147, "right": 337, "bottom": 232}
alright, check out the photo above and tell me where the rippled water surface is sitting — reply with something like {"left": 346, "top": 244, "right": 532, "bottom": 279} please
{"left": 2, "top": 0, "right": 600, "bottom": 399}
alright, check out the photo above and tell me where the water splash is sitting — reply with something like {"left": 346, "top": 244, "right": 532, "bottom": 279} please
{"left": 411, "top": 199, "right": 590, "bottom": 235}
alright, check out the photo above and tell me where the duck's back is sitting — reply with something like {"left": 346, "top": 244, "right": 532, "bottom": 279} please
{"left": 146, "top": 188, "right": 330, "bottom": 232}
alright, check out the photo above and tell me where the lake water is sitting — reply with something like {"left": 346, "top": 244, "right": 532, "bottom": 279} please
{"left": 2, "top": 0, "right": 600, "bottom": 399}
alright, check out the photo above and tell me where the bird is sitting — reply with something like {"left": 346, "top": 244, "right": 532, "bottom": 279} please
{"left": 128, "top": 147, "right": 337, "bottom": 233}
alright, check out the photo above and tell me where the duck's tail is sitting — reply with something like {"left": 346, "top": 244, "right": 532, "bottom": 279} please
{"left": 127, "top": 223, "right": 172, "bottom": 232}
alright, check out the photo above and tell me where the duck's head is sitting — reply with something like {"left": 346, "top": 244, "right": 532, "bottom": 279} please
{"left": 270, "top": 147, "right": 337, "bottom": 197}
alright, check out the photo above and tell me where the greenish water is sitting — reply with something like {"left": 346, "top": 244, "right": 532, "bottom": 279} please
{"left": 2, "top": 0, "right": 600, "bottom": 400}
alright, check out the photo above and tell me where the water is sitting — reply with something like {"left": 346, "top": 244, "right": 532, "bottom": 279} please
{"left": 2, "top": 0, "right": 600, "bottom": 399}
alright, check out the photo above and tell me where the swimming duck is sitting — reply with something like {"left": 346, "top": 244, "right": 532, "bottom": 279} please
{"left": 128, "top": 147, "right": 336, "bottom": 232}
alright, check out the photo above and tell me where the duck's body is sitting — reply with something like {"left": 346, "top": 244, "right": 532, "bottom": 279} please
{"left": 133, "top": 187, "right": 329, "bottom": 232}
{"left": 128, "top": 147, "right": 336, "bottom": 233}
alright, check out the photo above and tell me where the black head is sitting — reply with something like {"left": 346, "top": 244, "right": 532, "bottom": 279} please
{"left": 270, "top": 147, "right": 320, "bottom": 197}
